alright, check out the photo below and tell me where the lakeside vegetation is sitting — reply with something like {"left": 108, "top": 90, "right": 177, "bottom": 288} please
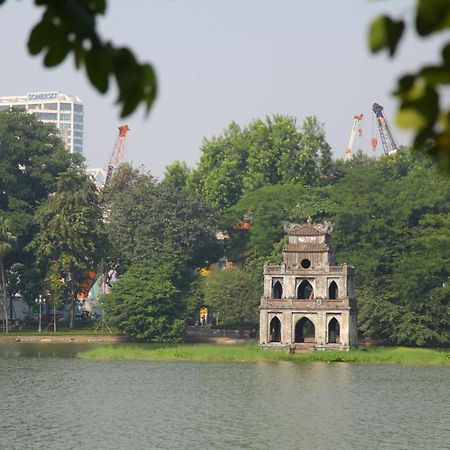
{"left": 80, "top": 344, "right": 450, "bottom": 366}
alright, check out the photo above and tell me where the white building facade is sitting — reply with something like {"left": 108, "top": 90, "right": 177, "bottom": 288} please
{"left": 0, "top": 91, "right": 83, "bottom": 154}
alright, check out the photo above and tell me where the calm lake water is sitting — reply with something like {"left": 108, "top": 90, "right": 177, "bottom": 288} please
{"left": 0, "top": 344, "right": 449, "bottom": 450}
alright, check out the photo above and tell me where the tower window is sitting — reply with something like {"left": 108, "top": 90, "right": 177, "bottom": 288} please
{"left": 272, "top": 280, "right": 283, "bottom": 299}
{"left": 297, "top": 280, "right": 313, "bottom": 299}
{"left": 300, "top": 259, "right": 311, "bottom": 269}
{"left": 328, "top": 318, "right": 340, "bottom": 343}
{"left": 329, "top": 281, "right": 338, "bottom": 299}
{"left": 269, "top": 317, "right": 281, "bottom": 342}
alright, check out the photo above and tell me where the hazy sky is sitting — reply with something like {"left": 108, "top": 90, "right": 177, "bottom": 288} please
{"left": 0, "top": 0, "right": 445, "bottom": 178}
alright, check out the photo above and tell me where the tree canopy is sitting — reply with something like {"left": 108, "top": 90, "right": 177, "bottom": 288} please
{"left": 0, "top": 110, "right": 79, "bottom": 317}
{"left": 190, "top": 115, "right": 334, "bottom": 211}
{"left": 102, "top": 263, "right": 185, "bottom": 342}
{"left": 30, "top": 168, "right": 105, "bottom": 327}
{"left": 203, "top": 266, "right": 259, "bottom": 335}
{"left": 106, "top": 164, "right": 221, "bottom": 273}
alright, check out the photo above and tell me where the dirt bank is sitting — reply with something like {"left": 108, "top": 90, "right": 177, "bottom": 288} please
{"left": 0, "top": 334, "right": 128, "bottom": 344}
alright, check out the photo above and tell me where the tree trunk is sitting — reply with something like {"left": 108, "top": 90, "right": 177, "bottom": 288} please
{"left": 69, "top": 273, "right": 76, "bottom": 329}
{"left": 69, "top": 296, "right": 75, "bottom": 329}
{"left": 9, "top": 292, "right": 13, "bottom": 322}
{"left": 53, "top": 302, "right": 57, "bottom": 333}
{"left": 0, "top": 259, "right": 8, "bottom": 334}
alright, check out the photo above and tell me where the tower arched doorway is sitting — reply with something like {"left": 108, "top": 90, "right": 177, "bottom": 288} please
{"left": 269, "top": 317, "right": 281, "bottom": 342}
{"left": 328, "top": 317, "right": 340, "bottom": 344}
{"left": 294, "top": 317, "right": 315, "bottom": 343}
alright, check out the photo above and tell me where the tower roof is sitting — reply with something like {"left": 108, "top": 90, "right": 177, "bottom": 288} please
{"left": 284, "top": 217, "right": 332, "bottom": 236}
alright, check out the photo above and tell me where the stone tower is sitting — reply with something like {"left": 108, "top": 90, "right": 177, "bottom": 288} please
{"left": 259, "top": 218, "right": 358, "bottom": 350}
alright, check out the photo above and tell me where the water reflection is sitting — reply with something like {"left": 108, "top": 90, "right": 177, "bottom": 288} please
{"left": 0, "top": 345, "right": 449, "bottom": 450}
{"left": 0, "top": 343, "right": 101, "bottom": 358}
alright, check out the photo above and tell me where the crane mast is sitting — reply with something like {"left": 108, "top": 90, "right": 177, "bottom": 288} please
{"left": 345, "top": 114, "right": 364, "bottom": 161}
{"left": 104, "top": 124, "right": 130, "bottom": 187}
{"left": 372, "top": 103, "right": 398, "bottom": 156}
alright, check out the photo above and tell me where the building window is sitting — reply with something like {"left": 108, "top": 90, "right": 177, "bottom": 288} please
{"left": 297, "top": 280, "right": 313, "bottom": 300}
{"left": 37, "top": 112, "right": 57, "bottom": 121}
{"left": 301, "top": 258, "right": 311, "bottom": 269}
{"left": 328, "top": 318, "right": 340, "bottom": 343}
{"left": 44, "top": 103, "right": 58, "bottom": 110}
{"left": 269, "top": 317, "right": 281, "bottom": 342}
{"left": 329, "top": 281, "right": 338, "bottom": 299}
{"left": 272, "top": 280, "right": 283, "bottom": 299}
{"left": 74, "top": 104, "right": 83, "bottom": 112}
{"left": 60, "top": 113, "right": 72, "bottom": 121}
{"left": 60, "top": 103, "right": 71, "bottom": 110}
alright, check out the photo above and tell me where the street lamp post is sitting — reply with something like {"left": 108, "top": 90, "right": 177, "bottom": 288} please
{"left": 35, "top": 294, "right": 46, "bottom": 333}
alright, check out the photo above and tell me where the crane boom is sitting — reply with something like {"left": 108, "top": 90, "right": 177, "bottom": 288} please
{"left": 104, "top": 124, "right": 130, "bottom": 187}
{"left": 345, "top": 114, "right": 364, "bottom": 161}
{"left": 372, "top": 103, "right": 398, "bottom": 156}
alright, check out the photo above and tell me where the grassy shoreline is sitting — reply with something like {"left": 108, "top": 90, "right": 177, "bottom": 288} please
{"left": 79, "top": 344, "right": 450, "bottom": 365}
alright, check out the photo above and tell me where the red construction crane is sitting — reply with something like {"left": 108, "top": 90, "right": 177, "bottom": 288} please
{"left": 104, "top": 124, "right": 130, "bottom": 187}
{"left": 344, "top": 114, "right": 364, "bottom": 161}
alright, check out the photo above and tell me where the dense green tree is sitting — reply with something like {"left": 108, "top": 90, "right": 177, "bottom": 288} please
{"left": 191, "top": 115, "right": 334, "bottom": 210}
{"left": 107, "top": 165, "right": 221, "bottom": 272}
{"left": 242, "top": 115, "right": 300, "bottom": 191}
{"left": 102, "top": 163, "right": 153, "bottom": 206}
{"left": 329, "top": 152, "right": 450, "bottom": 345}
{"left": 102, "top": 263, "right": 185, "bottom": 342}
{"left": 369, "top": 0, "right": 450, "bottom": 172}
{"left": 103, "top": 165, "right": 221, "bottom": 335}
{"left": 0, "top": 110, "right": 76, "bottom": 310}
{"left": 189, "top": 122, "right": 248, "bottom": 210}
{"left": 0, "top": 217, "right": 16, "bottom": 332}
{"left": 278, "top": 115, "right": 333, "bottom": 187}
{"left": 223, "top": 184, "right": 308, "bottom": 261}
{"left": 162, "top": 161, "right": 192, "bottom": 189}
{"left": 203, "top": 267, "right": 259, "bottom": 336}
{"left": 385, "top": 212, "right": 450, "bottom": 345}
{"left": 0, "top": 110, "right": 75, "bottom": 218}
{"left": 30, "top": 168, "right": 105, "bottom": 328}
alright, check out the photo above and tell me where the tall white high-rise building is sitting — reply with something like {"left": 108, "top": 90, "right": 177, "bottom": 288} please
{"left": 0, "top": 91, "right": 84, "bottom": 154}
